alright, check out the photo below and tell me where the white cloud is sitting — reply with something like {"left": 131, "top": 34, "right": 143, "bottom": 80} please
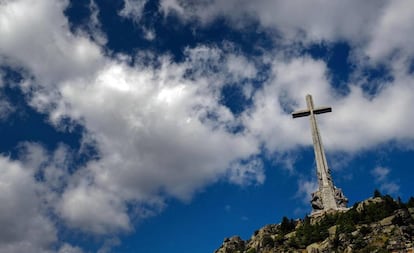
{"left": 0, "top": 156, "right": 56, "bottom": 253}
{"left": 0, "top": 0, "right": 261, "bottom": 226}
{"left": 325, "top": 68, "right": 414, "bottom": 151}
{"left": 0, "top": 0, "right": 103, "bottom": 86}
{"left": 241, "top": 216, "right": 249, "bottom": 221}
{"left": 159, "top": 0, "right": 386, "bottom": 43}
{"left": 143, "top": 27, "right": 156, "bottom": 41}
{"left": 366, "top": 0, "right": 414, "bottom": 62}
{"left": 59, "top": 184, "right": 131, "bottom": 234}
{"left": 18, "top": 142, "right": 73, "bottom": 195}
{"left": 1, "top": 142, "right": 102, "bottom": 251}
{"left": 380, "top": 182, "right": 400, "bottom": 195}
{"left": 295, "top": 178, "right": 318, "bottom": 204}
{"left": 88, "top": 0, "right": 107, "bottom": 46}
{"left": 0, "top": 71, "right": 15, "bottom": 120}
{"left": 371, "top": 166, "right": 390, "bottom": 182}
{"left": 118, "top": 0, "right": 157, "bottom": 40}
{"left": 119, "top": 0, "right": 148, "bottom": 21}
{"left": 58, "top": 244, "right": 84, "bottom": 253}
{"left": 50, "top": 51, "right": 261, "bottom": 232}
{"left": 0, "top": 96, "right": 14, "bottom": 120}
{"left": 159, "top": 0, "right": 414, "bottom": 66}
{"left": 371, "top": 166, "right": 400, "bottom": 195}
{"left": 228, "top": 158, "right": 265, "bottom": 185}
{"left": 97, "top": 238, "right": 121, "bottom": 253}
{"left": 0, "top": 0, "right": 262, "bottom": 236}
{"left": 226, "top": 55, "right": 257, "bottom": 80}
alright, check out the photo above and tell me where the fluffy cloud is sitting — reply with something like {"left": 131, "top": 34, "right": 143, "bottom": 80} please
{"left": 58, "top": 244, "right": 84, "bottom": 253}
{"left": 159, "top": 0, "right": 384, "bottom": 41}
{"left": 325, "top": 65, "right": 414, "bottom": 151}
{"left": 366, "top": 0, "right": 414, "bottom": 61}
{"left": 59, "top": 184, "right": 131, "bottom": 234}
{"left": 0, "top": 97, "right": 14, "bottom": 121}
{"left": 371, "top": 167, "right": 390, "bottom": 182}
{"left": 18, "top": 142, "right": 75, "bottom": 206}
{"left": 295, "top": 178, "right": 318, "bottom": 205}
{"left": 227, "top": 158, "right": 265, "bottom": 185}
{"left": 119, "top": 0, "right": 148, "bottom": 21}
{"left": 0, "top": 156, "right": 56, "bottom": 253}
{"left": 159, "top": 0, "right": 414, "bottom": 63}
{"left": 371, "top": 166, "right": 400, "bottom": 195}
{"left": 0, "top": 142, "right": 92, "bottom": 253}
{"left": 3, "top": 0, "right": 263, "bottom": 235}
{"left": 0, "top": 0, "right": 103, "bottom": 85}
{"left": 88, "top": 0, "right": 107, "bottom": 46}
{"left": 50, "top": 48, "right": 261, "bottom": 233}
{"left": 0, "top": 71, "right": 15, "bottom": 121}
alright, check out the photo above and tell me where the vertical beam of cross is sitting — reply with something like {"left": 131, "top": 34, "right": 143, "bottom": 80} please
{"left": 292, "top": 94, "right": 339, "bottom": 211}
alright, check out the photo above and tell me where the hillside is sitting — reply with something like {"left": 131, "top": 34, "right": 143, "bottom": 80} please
{"left": 215, "top": 194, "right": 414, "bottom": 253}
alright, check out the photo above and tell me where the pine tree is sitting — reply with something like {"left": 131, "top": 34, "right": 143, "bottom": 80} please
{"left": 373, "top": 189, "right": 382, "bottom": 198}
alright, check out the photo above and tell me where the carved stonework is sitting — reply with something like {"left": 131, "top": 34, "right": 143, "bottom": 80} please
{"left": 311, "top": 190, "right": 324, "bottom": 211}
{"left": 311, "top": 187, "right": 348, "bottom": 212}
{"left": 334, "top": 187, "right": 348, "bottom": 208}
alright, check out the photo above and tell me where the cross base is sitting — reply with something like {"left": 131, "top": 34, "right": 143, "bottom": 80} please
{"left": 311, "top": 187, "right": 348, "bottom": 212}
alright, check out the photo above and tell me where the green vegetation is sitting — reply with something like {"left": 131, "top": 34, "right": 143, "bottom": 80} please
{"left": 356, "top": 194, "right": 399, "bottom": 223}
{"left": 261, "top": 235, "right": 274, "bottom": 247}
{"left": 287, "top": 194, "right": 411, "bottom": 250}
{"left": 373, "top": 189, "right": 382, "bottom": 198}
{"left": 245, "top": 248, "right": 256, "bottom": 253}
{"left": 407, "top": 197, "right": 414, "bottom": 208}
{"left": 280, "top": 216, "right": 295, "bottom": 235}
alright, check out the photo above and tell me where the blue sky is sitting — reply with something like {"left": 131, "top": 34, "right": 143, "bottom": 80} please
{"left": 0, "top": 0, "right": 414, "bottom": 252}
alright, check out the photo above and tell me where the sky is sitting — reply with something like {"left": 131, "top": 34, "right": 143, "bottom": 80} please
{"left": 0, "top": 0, "right": 414, "bottom": 252}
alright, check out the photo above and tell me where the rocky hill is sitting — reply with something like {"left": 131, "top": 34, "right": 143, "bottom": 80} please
{"left": 215, "top": 194, "right": 414, "bottom": 253}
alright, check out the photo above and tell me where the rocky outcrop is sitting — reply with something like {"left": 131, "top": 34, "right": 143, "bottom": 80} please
{"left": 215, "top": 236, "right": 245, "bottom": 253}
{"left": 215, "top": 196, "right": 414, "bottom": 253}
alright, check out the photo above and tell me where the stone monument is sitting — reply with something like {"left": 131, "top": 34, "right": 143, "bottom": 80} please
{"left": 292, "top": 94, "right": 348, "bottom": 213}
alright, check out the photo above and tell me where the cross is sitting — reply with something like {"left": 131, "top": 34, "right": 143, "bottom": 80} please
{"left": 292, "top": 96, "right": 332, "bottom": 119}
{"left": 292, "top": 94, "right": 347, "bottom": 212}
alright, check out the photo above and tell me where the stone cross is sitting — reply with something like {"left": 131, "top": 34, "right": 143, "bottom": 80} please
{"left": 292, "top": 94, "right": 347, "bottom": 213}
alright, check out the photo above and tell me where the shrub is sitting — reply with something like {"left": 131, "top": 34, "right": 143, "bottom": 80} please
{"left": 407, "top": 197, "right": 414, "bottom": 208}
{"left": 373, "top": 189, "right": 382, "bottom": 198}
{"left": 280, "top": 216, "right": 295, "bottom": 234}
{"left": 245, "top": 248, "right": 256, "bottom": 253}
{"left": 359, "top": 225, "right": 371, "bottom": 236}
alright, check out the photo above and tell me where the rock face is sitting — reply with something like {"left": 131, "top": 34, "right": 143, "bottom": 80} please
{"left": 215, "top": 236, "right": 245, "bottom": 253}
{"left": 215, "top": 196, "right": 414, "bottom": 253}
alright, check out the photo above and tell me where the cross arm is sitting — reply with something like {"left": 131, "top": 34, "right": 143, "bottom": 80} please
{"left": 292, "top": 106, "right": 332, "bottom": 118}
{"left": 292, "top": 109, "right": 310, "bottom": 118}
{"left": 313, "top": 107, "right": 332, "bottom": 115}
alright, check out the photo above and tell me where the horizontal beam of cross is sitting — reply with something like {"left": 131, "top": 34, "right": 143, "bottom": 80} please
{"left": 292, "top": 107, "right": 332, "bottom": 118}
